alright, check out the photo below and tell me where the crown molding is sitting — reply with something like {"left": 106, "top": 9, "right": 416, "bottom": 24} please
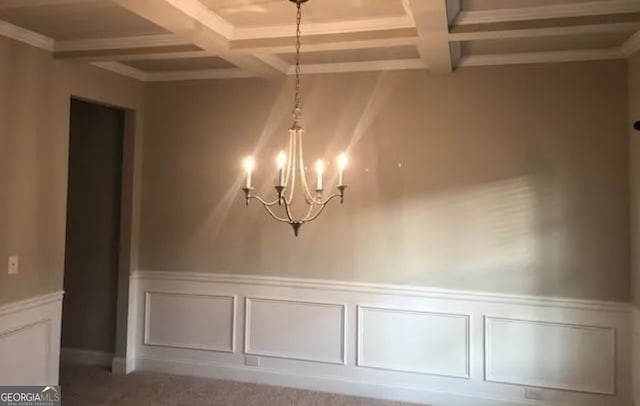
{"left": 454, "top": 0, "right": 640, "bottom": 25}
{"left": 621, "top": 30, "right": 640, "bottom": 58}
{"left": 232, "top": 16, "right": 415, "bottom": 40}
{"left": 458, "top": 48, "right": 624, "bottom": 67}
{"left": 90, "top": 62, "right": 148, "bottom": 81}
{"left": 147, "top": 68, "right": 256, "bottom": 82}
{"left": 0, "top": 19, "right": 54, "bottom": 51}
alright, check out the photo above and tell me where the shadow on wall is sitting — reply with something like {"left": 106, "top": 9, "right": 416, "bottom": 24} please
{"left": 139, "top": 66, "right": 628, "bottom": 301}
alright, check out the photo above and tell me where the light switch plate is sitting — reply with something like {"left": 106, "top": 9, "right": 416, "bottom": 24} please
{"left": 8, "top": 256, "right": 18, "bottom": 275}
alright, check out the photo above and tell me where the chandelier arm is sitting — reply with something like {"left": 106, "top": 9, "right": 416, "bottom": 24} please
{"left": 301, "top": 200, "right": 315, "bottom": 221}
{"left": 283, "top": 130, "right": 293, "bottom": 189}
{"left": 295, "top": 128, "right": 324, "bottom": 205}
{"left": 285, "top": 129, "right": 297, "bottom": 205}
{"left": 302, "top": 193, "right": 341, "bottom": 223}
{"left": 282, "top": 196, "right": 296, "bottom": 222}
{"left": 316, "top": 191, "right": 342, "bottom": 206}
{"left": 250, "top": 197, "right": 291, "bottom": 223}
{"left": 262, "top": 205, "right": 292, "bottom": 223}
{"left": 250, "top": 194, "right": 281, "bottom": 207}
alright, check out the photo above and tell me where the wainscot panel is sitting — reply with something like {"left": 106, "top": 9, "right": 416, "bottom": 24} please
{"left": 129, "top": 271, "right": 632, "bottom": 406}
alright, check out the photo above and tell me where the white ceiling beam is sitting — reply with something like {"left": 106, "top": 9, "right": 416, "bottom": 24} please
{"left": 449, "top": 21, "right": 640, "bottom": 41}
{"left": 621, "top": 30, "right": 640, "bottom": 57}
{"left": 404, "top": 0, "right": 460, "bottom": 73}
{"left": 0, "top": 19, "right": 53, "bottom": 50}
{"left": 109, "top": 0, "right": 281, "bottom": 78}
{"left": 455, "top": 0, "right": 640, "bottom": 25}
{"left": 147, "top": 68, "right": 256, "bottom": 82}
{"left": 56, "top": 49, "right": 216, "bottom": 62}
{"left": 55, "top": 34, "right": 189, "bottom": 52}
{"left": 232, "top": 16, "right": 415, "bottom": 40}
{"left": 230, "top": 36, "right": 419, "bottom": 55}
{"left": 286, "top": 59, "right": 426, "bottom": 75}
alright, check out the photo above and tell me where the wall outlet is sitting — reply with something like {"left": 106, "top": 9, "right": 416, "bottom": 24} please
{"left": 525, "top": 387, "right": 545, "bottom": 400}
{"left": 8, "top": 256, "right": 18, "bottom": 275}
{"left": 245, "top": 355, "right": 260, "bottom": 367}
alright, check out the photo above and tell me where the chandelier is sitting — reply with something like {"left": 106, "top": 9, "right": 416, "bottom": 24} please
{"left": 241, "top": 0, "right": 348, "bottom": 237}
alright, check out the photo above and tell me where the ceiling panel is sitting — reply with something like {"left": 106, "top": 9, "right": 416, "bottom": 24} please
{"left": 123, "top": 56, "right": 236, "bottom": 72}
{"left": 461, "top": 0, "right": 618, "bottom": 11}
{"left": 202, "top": 0, "right": 407, "bottom": 26}
{"left": 461, "top": 31, "right": 634, "bottom": 55}
{"left": 0, "top": 0, "right": 167, "bottom": 40}
{"left": 452, "top": 13, "right": 640, "bottom": 34}
{"left": 278, "top": 45, "right": 419, "bottom": 65}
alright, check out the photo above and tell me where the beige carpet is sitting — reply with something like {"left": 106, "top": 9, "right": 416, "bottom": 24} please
{"left": 60, "top": 365, "right": 422, "bottom": 406}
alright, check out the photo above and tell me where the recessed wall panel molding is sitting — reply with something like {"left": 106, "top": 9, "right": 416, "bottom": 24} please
{"left": 144, "top": 291, "right": 236, "bottom": 353}
{"left": 129, "top": 271, "right": 632, "bottom": 406}
{"left": 484, "top": 316, "right": 616, "bottom": 395}
{"left": 357, "top": 305, "right": 470, "bottom": 378}
{"left": 0, "top": 292, "right": 63, "bottom": 385}
{"left": 244, "top": 297, "right": 346, "bottom": 365}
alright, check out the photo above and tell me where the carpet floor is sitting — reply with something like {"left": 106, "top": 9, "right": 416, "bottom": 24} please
{"left": 60, "top": 365, "right": 422, "bottom": 406}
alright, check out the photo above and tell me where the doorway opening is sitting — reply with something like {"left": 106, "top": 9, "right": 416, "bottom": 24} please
{"left": 60, "top": 98, "right": 125, "bottom": 368}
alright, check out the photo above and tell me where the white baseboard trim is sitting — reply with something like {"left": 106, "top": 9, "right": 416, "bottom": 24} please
{"left": 0, "top": 291, "right": 64, "bottom": 385}
{"left": 137, "top": 355, "right": 540, "bottom": 406}
{"left": 111, "top": 356, "right": 135, "bottom": 375}
{"left": 61, "top": 348, "right": 113, "bottom": 367}
{"left": 128, "top": 271, "right": 633, "bottom": 406}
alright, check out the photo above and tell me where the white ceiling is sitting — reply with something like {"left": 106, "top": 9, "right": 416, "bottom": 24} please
{"left": 0, "top": 0, "right": 638, "bottom": 81}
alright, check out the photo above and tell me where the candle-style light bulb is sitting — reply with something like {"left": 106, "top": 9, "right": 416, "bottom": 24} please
{"left": 315, "top": 159, "right": 325, "bottom": 191}
{"left": 276, "top": 150, "right": 286, "bottom": 187}
{"left": 243, "top": 156, "right": 254, "bottom": 189}
{"left": 337, "top": 152, "right": 348, "bottom": 186}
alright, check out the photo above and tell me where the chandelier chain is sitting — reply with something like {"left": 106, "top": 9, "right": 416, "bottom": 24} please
{"left": 293, "top": 1, "right": 302, "bottom": 122}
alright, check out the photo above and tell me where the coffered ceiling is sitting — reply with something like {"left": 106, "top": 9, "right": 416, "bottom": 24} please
{"left": 0, "top": 0, "right": 638, "bottom": 81}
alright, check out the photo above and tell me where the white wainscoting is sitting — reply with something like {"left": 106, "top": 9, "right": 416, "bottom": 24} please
{"left": 245, "top": 297, "right": 346, "bottom": 364}
{"left": 485, "top": 316, "right": 616, "bottom": 395}
{"left": 357, "top": 305, "right": 469, "bottom": 378}
{"left": 129, "top": 271, "right": 633, "bottom": 406}
{"left": 0, "top": 291, "right": 63, "bottom": 385}
{"left": 144, "top": 291, "right": 236, "bottom": 353}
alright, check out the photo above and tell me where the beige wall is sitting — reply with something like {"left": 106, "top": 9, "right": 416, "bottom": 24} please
{"left": 630, "top": 51, "right": 640, "bottom": 309}
{"left": 141, "top": 61, "right": 629, "bottom": 301}
{"left": 0, "top": 36, "right": 63, "bottom": 306}
{"left": 0, "top": 36, "right": 144, "bottom": 357}
{"left": 0, "top": 33, "right": 631, "bottom": 310}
